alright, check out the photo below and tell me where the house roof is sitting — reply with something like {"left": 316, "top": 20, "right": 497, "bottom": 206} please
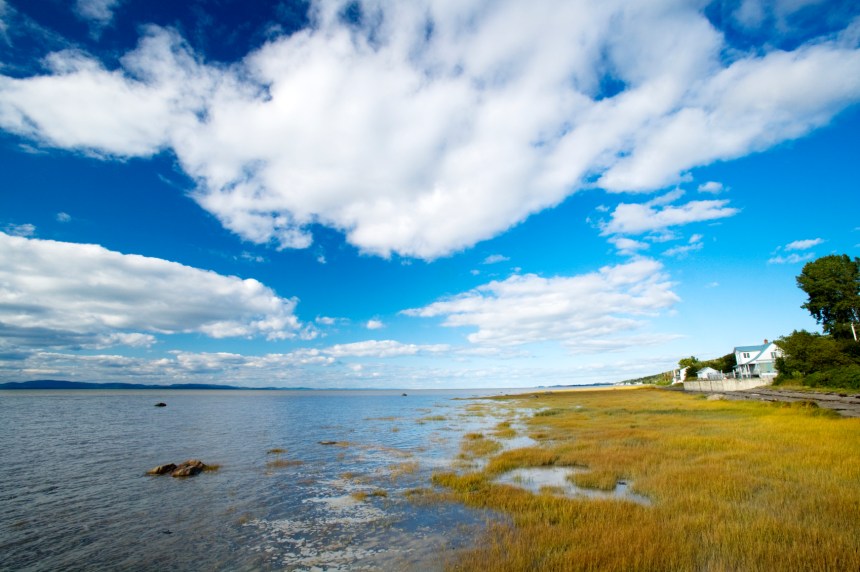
{"left": 734, "top": 344, "right": 769, "bottom": 353}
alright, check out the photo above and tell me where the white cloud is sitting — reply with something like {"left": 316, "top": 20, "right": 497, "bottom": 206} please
{"left": 601, "top": 200, "right": 738, "bottom": 236}
{"left": 75, "top": 0, "right": 122, "bottom": 26}
{"left": 0, "top": 0, "right": 8, "bottom": 43}
{"left": 404, "top": 258, "right": 678, "bottom": 349}
{"left": 733, "top": 0, "right": 827, "bottom": 30}
{"left": 0, "top": 347, "right": 677, "bottom": 388}
{"left": 0, "top": 232, "right": 309, "bottom": 350}
{"left": 784, "top": 237, "right": 823, "bottom": 250}
{"left": 768, "top": 252, "right": 815, "bottom": 264}
{"left": 366, "top": 319, "right": 385, "bottom": 330}
{"left": 3, "top": 223, "right": 35, "bottom": 237}
{"left": 609, "top": 236, "right": 650, "bottom": 256}
{"left": 697, "top": 181, "right": 724, "bottom": 194}
{"left": 1, "top": 4, "right": 859, "bottom": 258}
{"left": 664, "top": 233, "right": 704, "bottom": 258}
{"left": 325, "top": 340, "right": 449, "bottom": 358}
{"left": 483, "top": 254, "right": 510, "bottom": 265}
{"left": 56, "top": 212, "right": 72, "bottom": 223}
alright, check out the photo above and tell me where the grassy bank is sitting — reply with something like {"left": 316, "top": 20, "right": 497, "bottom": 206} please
{"left": 432, "top": 387, "right": 860, "bottom": 571}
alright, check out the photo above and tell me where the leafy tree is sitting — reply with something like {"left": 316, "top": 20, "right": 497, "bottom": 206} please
{"left": 701, "top": 352, "right": 737, "bottom": 374}
{"left": 678, "top": 356, "right": 700, "bottom": 370}
{"left": 797, "top": 254, "right": 860, "bottom": 340}
{"left": 774, "top": 330, "right": 854, "bottom": 378}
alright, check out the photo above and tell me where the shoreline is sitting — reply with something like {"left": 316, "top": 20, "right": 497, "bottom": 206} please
{"left": 431, "top": 386, "right": 860, "bottom": 570}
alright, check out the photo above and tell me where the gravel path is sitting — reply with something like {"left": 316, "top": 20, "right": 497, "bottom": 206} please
{"left": 717, "top": 387, "right": 860, "bottom": 418}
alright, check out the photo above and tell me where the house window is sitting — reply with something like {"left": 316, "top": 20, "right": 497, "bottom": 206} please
{"left": 743, "top": 352, "right": 749, "bottom": 358}
{"left": 771, "top": 352, "right": 777, "bottom": 358}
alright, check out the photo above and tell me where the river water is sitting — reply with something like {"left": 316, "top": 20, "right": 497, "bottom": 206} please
{"left": 0, "top": 389, "right": 510, "bottom": 571}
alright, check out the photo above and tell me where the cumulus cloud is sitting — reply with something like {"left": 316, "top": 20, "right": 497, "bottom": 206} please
{"left": 75, "top": 0, "right": 122, "bottom": 25}
{"left": 483, "top": 254, "right": 510, "bottom": 265}
{"left": 768, "top": 252, "right": 815, "bottom": 264}
{"left": 1, "top": 2, "right": 859, "bottom": 258}
{"left": 56, "top": 212, "right": 72, "bottom": 223}
{"left": 784, "top": 237, "right": 823, "bottom": 250}
{"left": 609, "top": 236, "right": 650, "bottom": 256}
{"left": 664, "top": 234, "right": 704, "bottom": 258}
{"left": 366, "top": 319, "right": 384, "bottom": 330}
{"left": 0, "top": 346, "right": 675, "bottom": 387}
{"left": 697, "top": 181, "right": 725, "bottom": 194}
{"left": 600, "top": 199, "right": 738, "bottom": 236}
{"left": 404, "top": 258, "right": 678, "bottom": 349}
{"left": 325, "top": 340, "right": 449, "bottom": 358}
{"left": 0, "top": 232, "right": 309, "bottom": 351}
{"left": 2, "top": 223, "right": 35, "bottom": 237}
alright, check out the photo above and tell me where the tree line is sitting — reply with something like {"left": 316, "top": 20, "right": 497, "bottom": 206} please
{"left": 774, "top": 254, "right": 860, "bottom": 389}
{"left": 676, "top": 254, "right": 860, "bottom": 389}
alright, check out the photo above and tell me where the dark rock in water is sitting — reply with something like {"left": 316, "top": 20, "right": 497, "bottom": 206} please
{"left": 154, "top": 402, "right": 167, "bottom": 407}
{"left": 147, "top": 459, "right": 209, "bottom": 477}
{"left": 401, "top": 393, "right": 407, "bottom": 397}
{"left": 171, "top": 459, "right": 207, "bottom": 477}
{"left": 147, "top": 463, "right": 177, "bottom": 475}
{"left": 318, "top": 441, "right": 338, "bottom": 445}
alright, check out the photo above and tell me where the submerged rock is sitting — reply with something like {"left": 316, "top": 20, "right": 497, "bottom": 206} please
{"left": 147, "top": 459, "right": 209, "bottom": 477}
{"left": 147, "top": 463, "right": 177, "bottom": 475}
{"left": 154, "top": 402, "right": 167, "bottom": 407}
{"left": 172, "top": 459, "right": 207, "bottom": 477}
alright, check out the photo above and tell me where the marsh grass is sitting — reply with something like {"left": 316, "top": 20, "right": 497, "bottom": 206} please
{"left": 388, "top": 461, "right": 419, "bottom": 480}
{"left": 202, "top": 463, "right": 221, "bottom": 473}
{"left": 459, "top": 433, "right": 503, "bottom": 459}
{"left": 266, "top": 458, "right": 303, "bottom": 469}
{"left": 568, "top": 469, "right": 617, "bottom": 491}
{"left": 436, "top": 387, "right": 860, "bottom": 571}
{"left": 266, "top": 448, "right": 287, "bottom": 455}
{"left": 351, "top": 489, "right": 388, "bottom": 502}
{"left": 492, "top": 421, "right": 517, "bottom": 439}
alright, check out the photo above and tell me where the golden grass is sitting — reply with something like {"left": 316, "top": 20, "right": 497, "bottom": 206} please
{"left": 266, "top": 448, "right": 287, "bottom": 455}
{"left": 351, "top": 489, "right": 388, "bottom": 502}
{"left": 388, "top": 460, "right": 419, "bottom": 480}
{"left": 435, "top": 387, "right": 860, "bottom": 571}
{"left": 492, "top": 420, "right": 517, "bottom": 439}
{"left": 459, "top": 433, "right": 503, "bottom": 459}
{"left": 266, "top": 458, "right": 303, "bottom": 469}
{"left": 568, "top": 469, "right": 617, "bottom": 491}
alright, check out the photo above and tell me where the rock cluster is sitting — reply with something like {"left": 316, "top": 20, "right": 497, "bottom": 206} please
{"left": 147, "top": 459, "right": 208, "bottom": 478}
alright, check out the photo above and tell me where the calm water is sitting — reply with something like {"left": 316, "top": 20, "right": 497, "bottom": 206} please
{"left": 0, "top": 389, "right": 511, "bottom": 571}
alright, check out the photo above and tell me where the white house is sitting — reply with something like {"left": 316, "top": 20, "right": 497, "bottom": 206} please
{"left": 696, "top": 366, "right": 723, "bottom": 380}
{"left": 734, "top": 340, "right": 783, "bottom": 380}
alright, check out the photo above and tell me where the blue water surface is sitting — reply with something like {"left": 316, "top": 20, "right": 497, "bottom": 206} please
{"left": 0, "top": 389, "right": 510, "bottom": 571}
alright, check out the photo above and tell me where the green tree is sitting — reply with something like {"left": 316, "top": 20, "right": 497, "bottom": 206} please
{"left": 774, "top": 330, "right": 860, "bottom": 389}
{"left": 678, "top": 356, "right": 700, "bottom": 370}
{"left": 797, "top": 254, "right": 860, "bottom": 340}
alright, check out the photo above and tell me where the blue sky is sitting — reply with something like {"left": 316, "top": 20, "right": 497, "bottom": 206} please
{"left": 0, "top": 0, "right": 858, "bottom": 388}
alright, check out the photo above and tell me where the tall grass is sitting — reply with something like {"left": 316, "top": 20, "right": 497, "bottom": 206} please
{"left": 435, "top": 387, "right": 860, "bottom": 571}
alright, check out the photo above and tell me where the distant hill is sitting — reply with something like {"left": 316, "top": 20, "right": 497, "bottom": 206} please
{"left": 0, "top": 380, "right": 300, "bottom": 390}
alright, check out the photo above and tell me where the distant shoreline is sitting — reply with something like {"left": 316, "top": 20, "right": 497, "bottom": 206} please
{"left": 0, "top": 379, "right": 615, "bottom": 392}
{"left": 0, "top": 380, "right": 306, "bottom": 391}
